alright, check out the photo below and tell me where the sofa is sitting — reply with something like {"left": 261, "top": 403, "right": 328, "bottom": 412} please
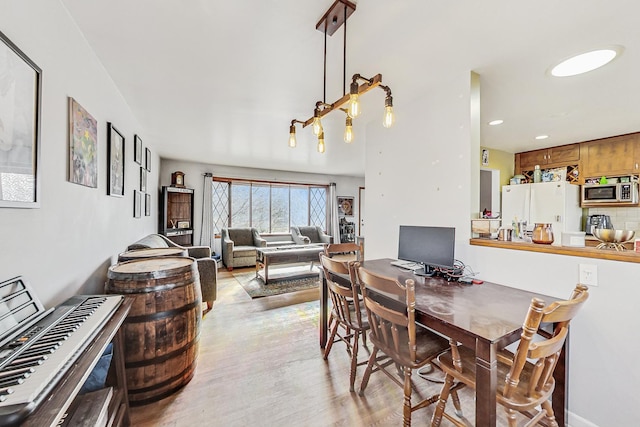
{"left": 290, "top": 226, "right": 332, "bottom": 245}
{"left": 127, "top": 234, "right": 217, "bottom": 311}
{"left": 221, "top": 227, "right": 267, "bottom": 270}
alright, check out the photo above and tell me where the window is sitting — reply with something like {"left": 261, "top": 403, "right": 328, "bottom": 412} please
{"left": 211, "top": 178, "right": 328, "bottom": 234}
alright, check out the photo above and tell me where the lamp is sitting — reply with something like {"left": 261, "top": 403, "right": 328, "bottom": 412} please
{"left": 288, "top": 0, "right": 395, "bottom": 153}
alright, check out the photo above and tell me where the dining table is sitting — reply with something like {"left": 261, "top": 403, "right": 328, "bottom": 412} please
{"left": 319, "top": 257, "right": 569, "bottom": 427}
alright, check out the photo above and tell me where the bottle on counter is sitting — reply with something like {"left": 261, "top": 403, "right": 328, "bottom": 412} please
{"left": 533, "top": 165, "right": 542, "bottom": 183}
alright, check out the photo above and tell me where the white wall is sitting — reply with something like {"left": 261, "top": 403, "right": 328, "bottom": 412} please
{"left": 0, "top": 1, "right": 157, "bottom": 306}
{"left": 159, "top": 158, "right": 364, "bottom": 249}
{"left": 364, "top": 72, "right": 639, "bottom": 426}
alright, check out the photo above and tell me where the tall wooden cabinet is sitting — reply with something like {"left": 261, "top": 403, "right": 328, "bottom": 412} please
{"left": 160, "top": 186, "right": 194, "bottom": 246}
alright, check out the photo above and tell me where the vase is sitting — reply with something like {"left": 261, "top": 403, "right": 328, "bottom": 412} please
{"left": 532, "top": 223, "right": 554, "bottom": 244}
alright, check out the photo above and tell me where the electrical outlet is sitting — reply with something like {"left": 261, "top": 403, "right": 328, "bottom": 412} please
{"left": 579, "top": 264, "right": 598, "bottom": 287}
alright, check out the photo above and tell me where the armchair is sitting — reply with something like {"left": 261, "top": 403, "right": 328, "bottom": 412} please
{"left": 221, "top": 227, "right": 267, "bottom": 270}
{"left": 291, "top": 226, "right": 332, "bottom": 245}
{"left": 127, "top": 234, "right": 217, "bottom": 311}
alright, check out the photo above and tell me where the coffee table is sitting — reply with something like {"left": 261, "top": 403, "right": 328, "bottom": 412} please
{"left": 255, "top": 245, "right": 325, "bottom": 283}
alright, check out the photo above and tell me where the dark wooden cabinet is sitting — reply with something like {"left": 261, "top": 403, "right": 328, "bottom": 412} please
{"left": 580, "top": 133, "right": 640, "bottom": 179}
{"left": 516, "top": 143, "right": 580, "bottom": 172}
{"left": 160, "top": 186, "right": 194, "bottom": 246}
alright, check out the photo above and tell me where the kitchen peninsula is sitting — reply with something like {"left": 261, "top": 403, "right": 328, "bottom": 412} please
{"left": 470, "top": 238, "right": 640, "bottom": 263}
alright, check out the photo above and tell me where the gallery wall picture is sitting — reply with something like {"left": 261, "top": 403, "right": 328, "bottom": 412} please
{"left": 68, "top": 97, "right": 97, "bottom": 188}
{"left": 145, "top": 147, "right": 151, "bottom": 171}
{"left": 133, "top": 190, "right": 141, "bottom": 218}
{"left": 107, "top": 122, "right": 125, "bottom": 197}
{"left": 338, "top": 196, "right": 354, "bottom": 216}
{"left": 134, "top": 134, "right": 142, "bottom": 165}
{"left": 145, "top": 193, "right": 151, "bottom": 216}
{"left": 0, "top": 30, "right": 42, "bottom": 208}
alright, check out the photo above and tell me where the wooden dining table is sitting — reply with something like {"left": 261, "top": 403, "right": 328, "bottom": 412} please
{"left": 319, "top": 257, "right": 568, "bottom": 427}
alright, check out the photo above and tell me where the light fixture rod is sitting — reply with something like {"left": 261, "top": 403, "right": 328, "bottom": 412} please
{"left": 302, "top": 73, "right": 383, "bottom": 128}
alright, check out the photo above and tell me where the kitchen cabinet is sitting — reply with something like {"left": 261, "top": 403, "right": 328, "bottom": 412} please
{"left": 580, "top": 133, "right": 640, "bottom": 179}
{"left": 516, "top": 143, "right": 580, "bottom": 172}
{"left": 160, "top": 186, "right": 194, "bottom": 245}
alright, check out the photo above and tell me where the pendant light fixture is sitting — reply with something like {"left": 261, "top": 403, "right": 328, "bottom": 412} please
{"left": 288, "top": 0, "right": 395, "bottom": 153}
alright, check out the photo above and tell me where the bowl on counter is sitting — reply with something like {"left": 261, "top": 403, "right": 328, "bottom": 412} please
{"left": 593, "top": 229, "right": 635, "bottom": 243}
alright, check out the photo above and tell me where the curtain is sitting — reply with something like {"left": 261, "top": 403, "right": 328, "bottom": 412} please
{"left": 328, "top": 183, "right": 340, "bottom": 244}
{"left": 200, "top": 173, "right": 214, "bottom": 250}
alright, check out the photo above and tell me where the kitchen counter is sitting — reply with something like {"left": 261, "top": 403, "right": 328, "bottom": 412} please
{"left": 470, "top": 238, "right": 640, "bottom": 263}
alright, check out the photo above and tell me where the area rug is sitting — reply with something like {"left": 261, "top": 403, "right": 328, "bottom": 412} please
{"left": 238, "top": 273, "right": 319, "bottom": 299}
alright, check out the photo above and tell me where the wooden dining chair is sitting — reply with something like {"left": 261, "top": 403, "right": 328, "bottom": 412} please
{"left": 324, "top": 242, "right": 363, "bottom": 261}
{"left": 319, "top": 254, "right": 370, "bottom": 392}
{"left": 355, "top": 263, "right": 462, "bottom": 426}
{"left": 430, "top": 284, "right": 589, "bottom": 427}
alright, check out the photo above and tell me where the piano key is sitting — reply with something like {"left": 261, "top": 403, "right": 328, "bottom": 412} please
{"left": 0, "top": 367, "right": 35, "bottom": 379}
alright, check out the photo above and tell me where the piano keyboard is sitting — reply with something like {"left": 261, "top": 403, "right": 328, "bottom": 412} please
{"left": 0, "top": 294, "right": 123, "bottom": 424}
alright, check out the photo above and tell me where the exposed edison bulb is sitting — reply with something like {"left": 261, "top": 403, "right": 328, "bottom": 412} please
{"left": 383, "top": 105, "right": 395, "bottom": 128}
{"left": 348, "top": 94, "right": 361, "bottom": 118}
{"left": 312, "top": 110, "right": 323, "bottom": 136}
{"left": 344, "top": 116, "right": 354, "bottom": 143}
{"left": 288, "top": 126, "right": 297, "bottom": 148}
{"left": 317, "top": 132, "right": 325, "bottom": 153}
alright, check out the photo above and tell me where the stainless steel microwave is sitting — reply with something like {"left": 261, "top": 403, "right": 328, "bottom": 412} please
{"left": 581, "top": 182, "right": 639, "bottom": 206}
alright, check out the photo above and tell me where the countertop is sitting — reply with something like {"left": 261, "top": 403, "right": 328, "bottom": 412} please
{"left": 470, "top": 238, "right": 640, "bottom": 264}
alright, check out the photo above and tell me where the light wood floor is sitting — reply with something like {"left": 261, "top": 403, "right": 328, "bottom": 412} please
{"left": 129, "top": 267, "right": 512, "bottom": 426}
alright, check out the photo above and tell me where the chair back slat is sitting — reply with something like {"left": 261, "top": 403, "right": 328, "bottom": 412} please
{"left": 503, "top": 284, "right": 589, "bottom": 401}
{"left": 356, "top": 264, "right": 418, "bottom": 364}
{"left": 320, "top": 254, "right": 363, "bottom": 329}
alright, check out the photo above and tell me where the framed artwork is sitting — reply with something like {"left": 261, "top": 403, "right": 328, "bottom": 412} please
{"left": 482, "top": 148, "right": 489, "bottom": 166}
{"left": 145, "top": 147, "right": 151, "bottom": 171}
{"left": 68, "top": 97, "right": 97, "bottom": 189}
{"left": 133, "top": 190, "right": 141, "bottom": 218}
{"left": 107, "top": 122, "right": 125, "bottom": 197}
{"left": 140, "top": 167, "right": 147, "bottom": 192}
{"left": 145, "top": 193, "right": 151, "bottom": 216}
{"left": 0, "top": 31, "right": 42, "bottom": 208}
{"left": 337, "top": 196, "right": 354, "bottom": 216}
{"left": 134, "top": 135, "right": 142, "bottom": 165}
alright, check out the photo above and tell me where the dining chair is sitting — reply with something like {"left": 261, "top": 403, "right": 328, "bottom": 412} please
{"left": 430, "top": 284, "right": 589, "bottom": 427}
{"left": 355, "top": 263, "right": 462, "bottom": 426}
{"left": 324, "top": 242, "right": 363, "bottom": 261}
{"left": 319, "top": 254, "right": 370, "bottom": 392}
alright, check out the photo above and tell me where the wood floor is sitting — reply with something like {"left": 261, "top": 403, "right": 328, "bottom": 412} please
{"left": 129, "top": 267, "right": 513, "bottom": 426}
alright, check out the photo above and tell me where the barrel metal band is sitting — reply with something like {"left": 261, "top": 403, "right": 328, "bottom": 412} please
{"left": 124, "top": 335, "right": 200, "bottom": 368}
{"left": 124, "top": 300, "right": 200, "bottom": 323}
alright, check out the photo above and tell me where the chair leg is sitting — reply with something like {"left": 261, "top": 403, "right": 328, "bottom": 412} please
{"left": 430, "top": 373, "right": 455, "bottom": 427}
{"left": 450, "top": 387, "right": 463, "bottom": 417}
{"left": 541, "top": 400, "right": 559, "bottom": 427}
{"left": 402, "top": 366, "right": 412, "bottom": 427}
{"left": 358, "top": 347, "right": 379, "bottom": 396}
{"left": 323, "top": 317, "right": 340, "bottom": 359}
{"left": 505, "top": 408, "right": 518, "bottom": 427}
{"left": 349, "top": 330, "right": 360, "bottom": 392}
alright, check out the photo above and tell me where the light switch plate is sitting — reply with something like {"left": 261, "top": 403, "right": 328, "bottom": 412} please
{"left": 579, "top": 264, "right": 598, "bottom": 287}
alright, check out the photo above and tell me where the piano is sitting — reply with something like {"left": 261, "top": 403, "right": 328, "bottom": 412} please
{"left": 0, "top": 276, "right": 132, "bottom": 426}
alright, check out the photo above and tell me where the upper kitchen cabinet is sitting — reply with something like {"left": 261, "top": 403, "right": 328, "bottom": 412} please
{"left": 580, "top": 133, "right": 640, "bottom": 179}
{"left": 515, "top": 143, "right": 581, "bottom": 183}
{"left": 516, "top": 143, "right": 580, "bottom": 171}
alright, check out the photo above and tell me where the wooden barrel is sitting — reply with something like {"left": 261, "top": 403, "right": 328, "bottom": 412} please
{"left": 117, "top": 247, "right": 188, "bottom": 262}
{"left": 106, "top": 257, "right": 202, "bottom": 406}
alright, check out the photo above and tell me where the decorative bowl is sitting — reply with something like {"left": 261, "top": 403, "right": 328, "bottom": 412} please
{"left": 593, "top": 229, "right": 635, "bottom": 243}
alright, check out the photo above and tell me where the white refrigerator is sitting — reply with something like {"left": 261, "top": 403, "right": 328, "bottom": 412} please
{"left": 501, "top": 181, "right": 582, "bottom": 245}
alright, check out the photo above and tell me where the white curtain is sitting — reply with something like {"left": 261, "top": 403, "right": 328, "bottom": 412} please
{"left": 328, "top": 183, "right": 340, "bottom": 244}
{"left": 200, "top": 173, "right": 214, "bottom": 250}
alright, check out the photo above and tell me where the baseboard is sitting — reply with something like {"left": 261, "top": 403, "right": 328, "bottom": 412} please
{"left": 567, "top": 410, "right": 600, "bottom": 427}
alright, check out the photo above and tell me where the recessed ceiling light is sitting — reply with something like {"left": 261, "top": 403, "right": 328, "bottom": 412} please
{"left": 535, "top": 135, "right": 549, "bottom": 140}
{"left": 550, "top": 47, "right": 622, "bottom": 77}
{"left": 488, "top": 119, "right": 504, "bottom": 126}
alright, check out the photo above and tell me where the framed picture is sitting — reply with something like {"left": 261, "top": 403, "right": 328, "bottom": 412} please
{"left": 134, "top": 135, "right": 142, "bottom": 165}
{"left": 0, "top": 31, "right": 43, "bottom": 208}
{"left": 177, "top": 221, "right": 190, "bottom": 229}
{"left": 337, "top": 196, "right": 354, "bottom": 216}
{"left": 482, "top": 148, "right": 489, "bottom": 166}
{"left": 140, "top": 167, "right": 147, "bottom": 192}
{"left": 133, "top": 190, "right": 141, "bottom": 218}
{"left": 68, "top": 97, "right": 97, "bottom": 189}
{"left": 107, "top": 122, "right": 125, "bottom": 197}
{"left": 145, "top": 147, "right": 151, "bottom": 171}
{"left": 145, "top": 193, "right": 151, "bottom": 216}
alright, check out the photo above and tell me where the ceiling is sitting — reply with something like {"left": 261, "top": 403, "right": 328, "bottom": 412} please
{"left": 60, "top": 0, "right": 640, "bottom": 177}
